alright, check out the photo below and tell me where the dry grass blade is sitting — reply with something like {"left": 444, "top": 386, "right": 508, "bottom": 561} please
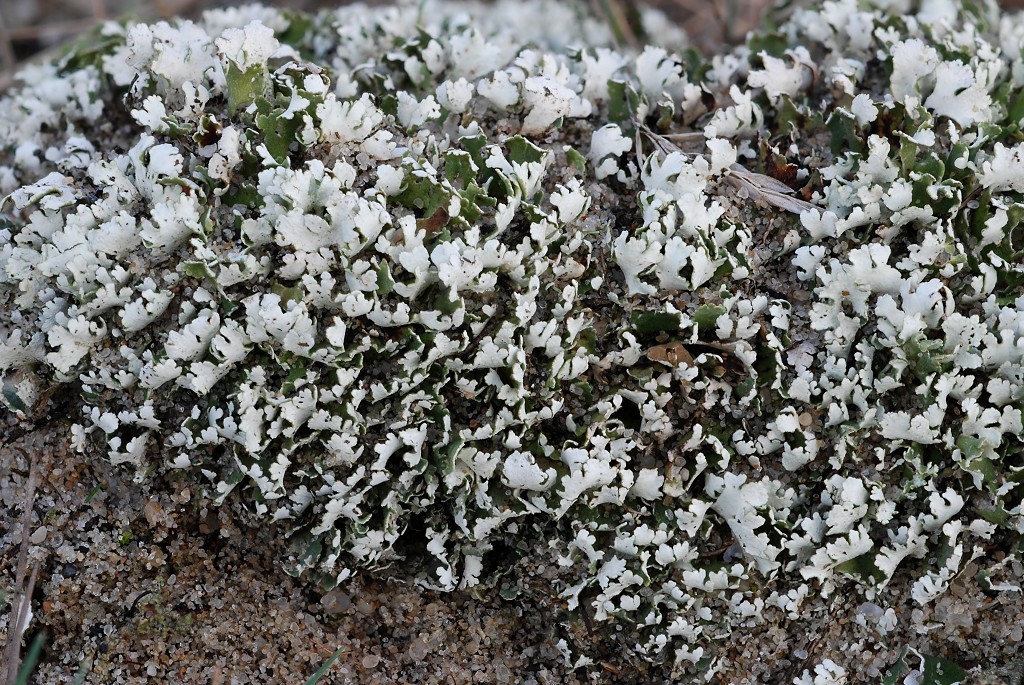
{"left": 661, "top": 131, "right": 706, "bottom": 153}
{"left": 726, "top": 164, "right": 819, "bottom": 215}
{"left": 662, "top": 131, "right": 706, "bottom": 143}
{"left": 638, "top": 124, "right": 818, "bottom": 215}
{"left": 2, "top": 452, "right": 40, "bottom": 685}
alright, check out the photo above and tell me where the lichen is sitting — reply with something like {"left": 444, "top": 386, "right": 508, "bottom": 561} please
{"left": 1, "top": 0, "right": 1023, "bottom": 675}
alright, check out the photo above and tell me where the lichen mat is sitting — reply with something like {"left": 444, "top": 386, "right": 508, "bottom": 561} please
{"left": 1, "top": 0, "right": 1023, "bottom": 679}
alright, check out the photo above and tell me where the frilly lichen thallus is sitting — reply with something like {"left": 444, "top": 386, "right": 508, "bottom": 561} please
{"left": 0, "top": 0, "right": 1023, "bottom": 675}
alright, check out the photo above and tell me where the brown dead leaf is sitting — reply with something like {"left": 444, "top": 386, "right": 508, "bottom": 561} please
{"left": 646, "top": 342, "right": 695, "bottom": 368}
{"left": 766, "top": 154, "right": 800, "bottom": 189}
{"left": 416, "top": 207, "right": 449, "bottom": 236}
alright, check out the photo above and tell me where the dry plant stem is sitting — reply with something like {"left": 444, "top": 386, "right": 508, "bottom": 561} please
{"left": 670, "top": 0, "right": 715, "bottom": 17}
{"left": 0, "top": 8, "right": 29, "bottom": 93}
{"left": 91, "top": 0, "right": 107, "bottom": 20}
{"left": 711, "top": 0, "right": 728, "bottom": 42}
{"left": 591, "top": 0, "right": 638, "bottom": 50}
{"left": 671, "top": 0, "right": 716, "bottom": 43}
{"left": 6, "top": 19, "right": 98, "bottom": 41}
{"left": 151, "top": 0, "right": 203, "bottom": 20}
{"left": 662, "top": 131, "right": 706, "bottom": 142}
{"left": 0, "top": 10, "right": 17, "bottom": 73}
{"left": 662, "top": 130, "right": 706, "bottom": 153}
{"left": 152, "top": 0, "right": 174, "bottom": 17}
{"left": 2, "top": 452, "right": 40, "bottom": 685}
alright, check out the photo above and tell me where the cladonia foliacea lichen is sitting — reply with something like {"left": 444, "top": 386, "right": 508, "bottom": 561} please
{"left": 1, "top": 0, "right": 1023, "bottom": 675}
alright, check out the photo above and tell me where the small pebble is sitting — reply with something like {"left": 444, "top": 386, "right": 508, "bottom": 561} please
{"left": 362, "top": 654, "right": 380, "bottom": 669}
{"left": 144, "top": 500, "right": 163, "bottom": 526}
{"left": 320, "top": 590, "right": 352, "bottom": 615}
{"left": 30, "top": 526, "right": 47, "bottom": 544}
{"left": 408, "top": 637, "right": 429, "bottom": 661}
{"left": 61, "top": 563, "right": 78, "bottom": 578}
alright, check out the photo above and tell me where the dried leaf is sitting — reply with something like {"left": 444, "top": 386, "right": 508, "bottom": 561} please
{"left": 765, "top": 154, "right": 800, "bottom": 188}
{"left": 416, "top": 207, "right": 450, "bottom": 235}
{"left": 646, "top": 342, "right": 694, "bottom": 368}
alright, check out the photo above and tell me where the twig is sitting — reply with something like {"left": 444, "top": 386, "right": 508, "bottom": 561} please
{"left": 2, "top": 451, "right": 40, "bottom": 685}
{"left": 634, "top": 123, "right": 647, "bottom": 168}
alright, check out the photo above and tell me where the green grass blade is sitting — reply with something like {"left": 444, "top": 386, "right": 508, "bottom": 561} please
{"left": 304, "top": 647, "right": 345, "bottom": 685}
{"left": 14, "top": 632, "right": 46, "bottom": 685}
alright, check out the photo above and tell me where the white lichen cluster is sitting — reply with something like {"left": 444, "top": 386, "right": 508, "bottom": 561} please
{"left": 1, "top": 0, "right": 1023, "bottom": 673}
